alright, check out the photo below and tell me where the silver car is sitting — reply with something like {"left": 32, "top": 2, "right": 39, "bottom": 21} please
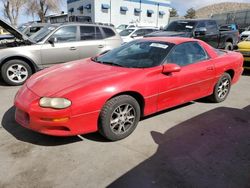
{"left": 0, "top": 19, "right": 122, "bottom": 85}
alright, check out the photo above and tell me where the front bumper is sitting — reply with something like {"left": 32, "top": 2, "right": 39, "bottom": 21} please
{"left": 14, "top": 85, "right": 100, "bottom": 136}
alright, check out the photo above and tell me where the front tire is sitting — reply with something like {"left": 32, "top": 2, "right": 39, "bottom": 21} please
{"left": 99, "top": 95, "right": 141, "bottom": 141}
{"left": 1, "top": 59, "right": 32, "bottom": 86}
{"left": 225, "top": 42, "right": 233, "bottom": 51}
{"left": 209, "top": 73, "right": 231, "bottom": 103}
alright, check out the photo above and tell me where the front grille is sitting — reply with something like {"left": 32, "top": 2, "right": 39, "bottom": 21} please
{"left": 240, "top": 51, "right": 250, "bottom": 57}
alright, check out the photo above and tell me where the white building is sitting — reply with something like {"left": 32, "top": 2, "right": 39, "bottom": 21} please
{"left": 67, "top": 0, "right": 171, "bottom": 28}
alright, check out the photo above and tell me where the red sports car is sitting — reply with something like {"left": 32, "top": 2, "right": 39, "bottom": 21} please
{"left": 14, "top": 37, "right": 243, "bottom": 141}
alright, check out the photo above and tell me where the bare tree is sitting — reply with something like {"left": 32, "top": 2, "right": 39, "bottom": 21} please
{"left": 26, "top": 0, "right": 62, "bottom": 23}
{"left": 170, "top": 8, "right": 179, "bottom": 17}
{"left": 1, "top": 0, "right": 27, "bottom": 26}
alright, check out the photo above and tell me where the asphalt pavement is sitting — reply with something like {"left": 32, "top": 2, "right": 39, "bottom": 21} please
{"left": 0, "top": 72, "right": 250, "bottom": 188}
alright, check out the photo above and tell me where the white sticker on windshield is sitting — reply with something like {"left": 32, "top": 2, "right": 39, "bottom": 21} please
{"left": 185, "top": 25, "right": 193, "bottom": 29}
{"left": 150, "top": 43, "right": 168, "bottom": 49}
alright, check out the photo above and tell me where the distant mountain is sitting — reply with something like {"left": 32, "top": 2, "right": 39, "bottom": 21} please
{"left": 196, "top": 2, "right": 250, "bottom": 18}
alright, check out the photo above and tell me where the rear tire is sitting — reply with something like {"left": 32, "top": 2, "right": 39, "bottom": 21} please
{"left": 1, "top": 59, "right": 32, "bottom": 86}
{"left": 225, "top": 42, "right": 233, "bottom": 51}
{"left": 208, "top": 73, "right": 231, "bottom": 103}
{"left": 99, "top": 95, "right": 141, "bottom": 141}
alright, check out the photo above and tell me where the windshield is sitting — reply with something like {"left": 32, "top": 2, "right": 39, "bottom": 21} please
{"left": 18, "top": 25, "right": 28, "bottom": 32}
{"left": 245, "top": 36, "right": 250, "bottom": 41}
{"left": 120, "top": 29, "right": 135, "bottom": 36}
{"left": 164, "top": 21, "right": 196, "bottom": 32}
{"left": 93, "top": 40, "right": 174, "bottom": 68}
{"left": 30, "top": 25, "right": 57, "bottom": 42}
{"left": 117, "top": 24, "right": 128, "bottom": 30}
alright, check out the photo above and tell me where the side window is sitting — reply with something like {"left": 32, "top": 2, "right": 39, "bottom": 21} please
{"left": 134, "top": 29, "right": 145, "bottom": 37}
{"left": 145, "top": 29, "right": 155, "bottom": 35}
{"left": 102, "top": 27, "right": 116, "bottom": 38}
{"left": 206, "top": 21, "right": 218, "bottom": 33}
{"left": 50, "top": 26, "right": 77, "bottom": 43}
{"left": 80, "top": 26, "right": 103, "bottom": 40}
{"left": 167, "top": 42, "right": 208, "bottom": 66}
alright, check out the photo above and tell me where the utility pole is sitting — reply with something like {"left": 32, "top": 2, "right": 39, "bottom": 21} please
{"left": 139, "top": 0, "right": 142, "bottom": 22}
{"left": 156, "top": 3, "right": 159, "bottom": 27}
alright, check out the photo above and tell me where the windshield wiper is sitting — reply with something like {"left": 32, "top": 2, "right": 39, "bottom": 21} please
{"left": 91, "top": 57, "right": 125, "bottom": 67}
{"left": 101, "top": 61, "right": 125, "bottom": 67}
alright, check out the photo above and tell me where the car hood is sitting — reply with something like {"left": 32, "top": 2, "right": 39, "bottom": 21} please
{"left": 0, "top": 19, "right": 34, "bottom": 44}
{"left": 238, "top": 41, "right": 250, "bottom": 49}
{"left": 26, "top": 58, "right": 139, "bottom": 97}
{"left": 145, "top": 31, "right": 192, "bottom": 37}
{"left": 121, "top": 36, "right": 132, "bottom": 43}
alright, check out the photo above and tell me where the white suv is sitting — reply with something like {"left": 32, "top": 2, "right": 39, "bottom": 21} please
{"left": 119, "top": 27, "right": 159, "bottom": 43}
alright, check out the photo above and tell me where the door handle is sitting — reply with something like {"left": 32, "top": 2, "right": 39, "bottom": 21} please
{"left": 207, "top": 66, "right": 214, "bottom": 70}
{"left": 70, "top": 47, "right": 77, "bottom": 50}
{"left": 98, "top": 45, "right": 104, "bottom": 48}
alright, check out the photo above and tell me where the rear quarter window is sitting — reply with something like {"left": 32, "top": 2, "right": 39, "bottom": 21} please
{"left": 102, "top": 27, "right": 116, "bottom": 38}
{"left": 215, "top": 49, "right": 227, "bottom": 56}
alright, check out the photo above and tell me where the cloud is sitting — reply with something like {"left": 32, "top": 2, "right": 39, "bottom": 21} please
{"left": 171, "top": 0, "right": 250, "bottom": 15}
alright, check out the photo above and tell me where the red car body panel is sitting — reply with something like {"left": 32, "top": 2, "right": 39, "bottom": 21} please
{"left": 14, "top": 37, "right": 244, "bottom": 136}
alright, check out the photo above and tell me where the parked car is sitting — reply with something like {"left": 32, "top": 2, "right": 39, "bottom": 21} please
{"left": 120, "top": 27, "right": 158, "bottom": 43}
{"left": 14, "top": 37, "right": 243, "bottom": 141}
{"left": 146, "top": 19, "right": 240, "bottom": 50}
{"left": 240, "top": 26, "right": 250, "bottom": 41}
{"left": 18, "top": 23, "right": 50, "bottom": 37}
{"left": 0, "top": 19, "right": 122, "bottom": 86}
{"left": 116, "top": 24, "right": 136, "bottom": 33}
{"left": 237, "top": 35, "right": 250, "bottom": 69}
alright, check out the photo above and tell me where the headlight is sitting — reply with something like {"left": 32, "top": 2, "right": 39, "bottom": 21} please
{"left": 39, "top": 97, "right": 71, "bottom": 109}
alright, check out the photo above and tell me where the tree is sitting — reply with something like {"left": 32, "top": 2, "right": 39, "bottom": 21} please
{"left": 26, "top": 0, "right": 62, "bottom": 23}
{"left": 1, "top": 0, "right": 27, "bottom": 26}
{"left": 184, "top": 8, "right": 196, "bottom": 19}
{"left": 170, "top": 8, "right": 179, "bottom": 17}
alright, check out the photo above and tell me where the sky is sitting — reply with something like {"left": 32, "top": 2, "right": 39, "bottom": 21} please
{"left": 0, "top": 0, "right": 250, "bottom": 24}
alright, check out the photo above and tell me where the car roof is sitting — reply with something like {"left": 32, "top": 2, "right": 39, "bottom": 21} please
{"left": 141, "top": 37, "right": 200, "bottom": 45}
{"left": 132, "top": 27, "right": 158, "bottom": 29}
{"left": 59, "top": 22, "right": 114, "bottom": 29}
{"left": 172, "top": 19, "right": 214, "bottom": 22}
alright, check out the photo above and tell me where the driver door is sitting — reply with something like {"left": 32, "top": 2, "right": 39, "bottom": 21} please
{"left": 157, "top": 42, "right": 216, "bottom": 111}
{"left": 40, "top": 26, "right": 80, "bottom": 67}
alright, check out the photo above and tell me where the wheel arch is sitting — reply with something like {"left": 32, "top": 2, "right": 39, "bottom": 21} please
{"left": 225, "top": 37, "right": 233, "bottom": 43}
{"left": 0, "top": 56, "right": 39, "bottom": 74}
{"left": 225, "top": 69, "right": 235, "bottom": 80}
{"left": 107, "top": 91, "right": 145, "bottom": 117}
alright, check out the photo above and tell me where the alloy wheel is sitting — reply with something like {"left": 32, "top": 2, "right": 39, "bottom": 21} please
{"left": 110, "top": 104, "right": 136, "bottom": 135}
{"left": 6, "top": 64, "right": 28, "bottom": 83}
{"left": 217, "top": 77, "right": 230, "bottom": 99}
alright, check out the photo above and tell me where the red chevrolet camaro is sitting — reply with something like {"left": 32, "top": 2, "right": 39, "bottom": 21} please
{"left": 14, "top": 37, "right": 243, "bottom": 141}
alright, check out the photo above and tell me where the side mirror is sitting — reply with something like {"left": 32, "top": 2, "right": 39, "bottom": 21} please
{"left": 131, "top": 34, "right": 138, "bottom": 38}
{"left": 162, "top": 63, "right": 181, "bottom": 74}
{"left": 48, "top": 37, "right": 57, "bottom": 44}
{"left": 194, "top": 27, "right": 207, "bottom": 37}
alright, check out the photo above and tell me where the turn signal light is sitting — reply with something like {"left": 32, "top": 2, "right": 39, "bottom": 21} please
{"left": 41, "top": 117, "right": 69, "bottom": 122}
